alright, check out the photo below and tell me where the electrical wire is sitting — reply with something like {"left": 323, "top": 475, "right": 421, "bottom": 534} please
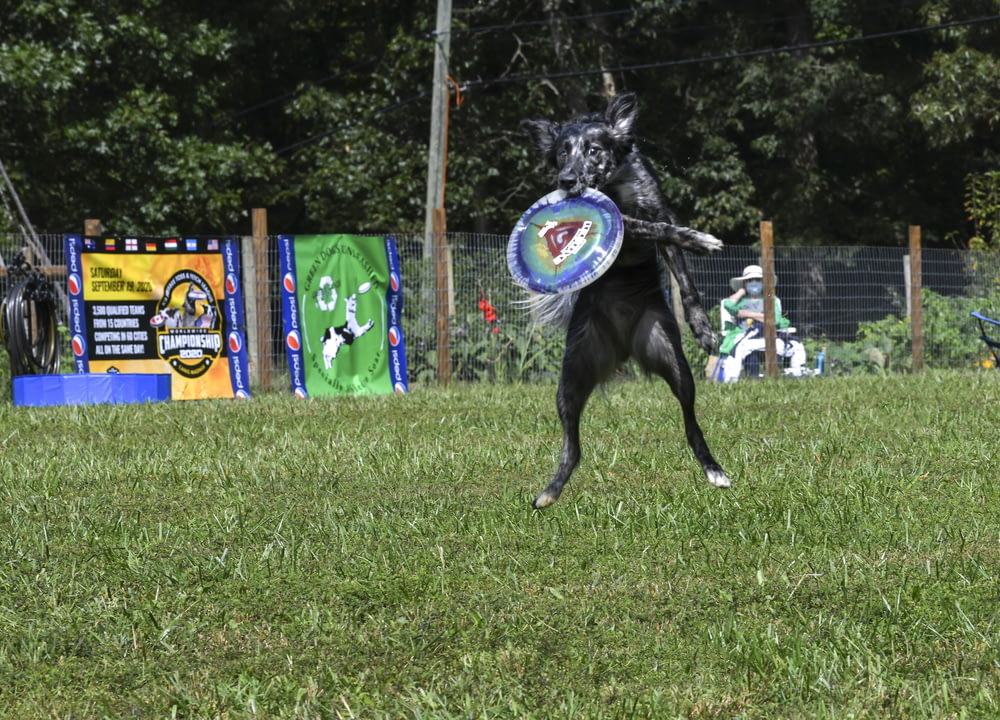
{"left": 1, "top": 252, "right": 62, "bottom": 377}
{"left": 439, "top": 0, "right": 925, "bottom": 39}
{"left": 273, "top": 91, "right": 431, "bottom": 155}
{"left": 273, "top": 11, "right": 1000, "bottom": 154}
{"left": 464, "top": 12, "right": 1000, "bottom": 88}
{"left": 210, "top": 55, "right": 380, "bottom": 128}
{"left": 434, "top": 0, "right": 709, "bottom": 38}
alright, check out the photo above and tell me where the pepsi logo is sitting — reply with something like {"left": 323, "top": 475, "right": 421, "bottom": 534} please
{"left": 228, "top": 332, "right": 242, "bottom": 353}
{"left": 388, "top": 326, "right": 401, "bottom": 347}
{"left": 71, "top": 335, "right": 86, "bottom": 357}
{"left": 394, "top": 382, "right": 407, "bottom": 394}
{"left": 235, "top": 389, "right": 251, "bottom": 400}
{"left": 67, "top": 274, "right": 82, "bottom": 296}
{"left": 286, "top": 330, "right": 301, "bottom": 351}
{"left": 294, "top": 386, "right": 308, "bottom": 399}
{"left": 225, "top": 273, "right": 238, "bottom": 295}
{"left": 283, "top": 273, "right": 296, "bottom": 293}
{"left": 390, "top": 273, "right": 400, "bottom": 292}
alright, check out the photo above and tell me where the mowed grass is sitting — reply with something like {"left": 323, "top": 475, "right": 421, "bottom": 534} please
{"left": 0, "top": 371, "right": 998, "bottom": 719}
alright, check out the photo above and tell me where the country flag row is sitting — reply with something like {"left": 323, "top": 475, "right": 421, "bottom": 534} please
{"left": 82, "top": 237, "right": 222, "bottom": 253}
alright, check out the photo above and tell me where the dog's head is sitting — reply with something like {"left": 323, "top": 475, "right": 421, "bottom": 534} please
{"left": 521, "top": 93, "right": 638, "bottom": 196}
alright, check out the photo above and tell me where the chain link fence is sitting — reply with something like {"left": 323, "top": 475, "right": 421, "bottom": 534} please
{"left": 3, "top": 232, "right": 999, "bottom": 389}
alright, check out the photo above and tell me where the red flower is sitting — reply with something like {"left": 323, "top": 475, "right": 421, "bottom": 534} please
{"left": 479, "top": 292, "right": 499, "bottom": 327}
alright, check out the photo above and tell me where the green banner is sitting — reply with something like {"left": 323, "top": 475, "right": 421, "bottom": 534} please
{"left": 278, "top": 234, "right": 408, "bottom": 397}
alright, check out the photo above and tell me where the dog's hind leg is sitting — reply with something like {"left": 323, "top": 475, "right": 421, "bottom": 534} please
{"left": 533, "top": 320, "right": 617, "bottom": 509}
{"left": 633, "top": 308, "right": 732, "bottom": 489}
{"left": 532, "top": 377, "right": 592, "bottom": 509}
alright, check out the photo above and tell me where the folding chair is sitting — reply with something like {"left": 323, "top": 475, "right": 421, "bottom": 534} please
{"left": 720, "top": 301, "right": 800, "bottom": 379}
{"left": 971, "top": 311, "right": 1000, "bottom": 368}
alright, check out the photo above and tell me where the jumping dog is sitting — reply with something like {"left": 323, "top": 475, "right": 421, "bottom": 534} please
{"left": 520, "top": 92, "right": 732, "bottom": 508}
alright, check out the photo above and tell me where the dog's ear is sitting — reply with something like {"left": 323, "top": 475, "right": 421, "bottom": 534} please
{"left": 520, "top": 118, "right": 559, "bottom": 158}
{"left": 605, "top": 93, "right": 638, "bottom": 143}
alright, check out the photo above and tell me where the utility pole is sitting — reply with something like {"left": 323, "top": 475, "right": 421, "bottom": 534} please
{"left": 423, "top": 0, "right": 452, "bottom": 260}
{"left": 424, "top": 0, "right": 454, "bottom": 385}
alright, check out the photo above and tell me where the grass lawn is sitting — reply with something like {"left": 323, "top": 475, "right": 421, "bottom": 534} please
{"left": 0, "top": 371, "right": 998, "bottom": 719}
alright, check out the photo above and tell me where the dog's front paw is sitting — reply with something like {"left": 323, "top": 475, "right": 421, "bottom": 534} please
{"left": 693, "top": 326, "right": 717, "bottom": 354}
{"left": 678, "top": 228, "right": 724, "bottom": 254}
{"left": 684, "top": 306, "right": 717, "bottom": 353}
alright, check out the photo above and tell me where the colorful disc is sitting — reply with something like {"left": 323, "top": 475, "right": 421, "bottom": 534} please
{"left": 507, "top": 188, "right": 624, "bottom": 294}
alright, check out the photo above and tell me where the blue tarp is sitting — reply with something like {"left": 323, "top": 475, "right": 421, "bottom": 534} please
{"left": 13, "top": 373, "right": 172, "bottom": 406}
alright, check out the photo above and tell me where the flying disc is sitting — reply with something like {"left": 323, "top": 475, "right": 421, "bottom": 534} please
{"left": 507, "top": 188, "right": 624, "bottom": 294}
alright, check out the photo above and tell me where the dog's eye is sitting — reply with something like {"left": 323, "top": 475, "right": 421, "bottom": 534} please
{"left": 587, "top": 146, "right": 600, "bottom": 156}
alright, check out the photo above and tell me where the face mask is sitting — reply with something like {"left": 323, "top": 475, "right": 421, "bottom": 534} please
{"left": 746, "top": 280, "right": 763, "bottom": 296}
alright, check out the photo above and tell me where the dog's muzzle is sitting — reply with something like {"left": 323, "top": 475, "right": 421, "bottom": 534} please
{"left": 558, "top": 169, "right": 586, "bottom": 196}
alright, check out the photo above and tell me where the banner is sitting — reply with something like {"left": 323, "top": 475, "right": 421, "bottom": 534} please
{"left": 64, "top": 235, "right": 251, "bottom": 400}
{"left": 278, "top": 234, "right": 408, "bottom": 397}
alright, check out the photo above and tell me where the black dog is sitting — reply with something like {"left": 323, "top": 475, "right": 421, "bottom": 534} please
{"left": 521, "top": 92, "right": 731, "bottom": 508}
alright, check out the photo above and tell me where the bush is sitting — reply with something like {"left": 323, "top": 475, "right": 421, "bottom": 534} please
{"left": 853, "top": 290, "right": 995, "bottom": 370}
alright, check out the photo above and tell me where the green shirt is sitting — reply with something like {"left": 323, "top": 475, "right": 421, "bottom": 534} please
{"left": 720, "top": 295, "right": 790, "bottom": 355}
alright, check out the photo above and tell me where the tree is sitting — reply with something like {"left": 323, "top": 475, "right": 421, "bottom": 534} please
{"left": 0, "top": 0, "right": 272, "bottom": 234}
{"left": 966, "top": 171, "right": 1000, "bottom": 250}
{"left": 1, "top": 0, "right": 998, "bottom": 246}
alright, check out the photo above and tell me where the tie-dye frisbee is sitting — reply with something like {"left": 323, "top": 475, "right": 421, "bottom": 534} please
{"left": 507, "top": 188, "right": 624, "bottom": 294}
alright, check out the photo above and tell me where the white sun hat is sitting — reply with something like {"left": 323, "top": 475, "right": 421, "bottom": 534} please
{"left": 730, "top": 264, "right": 766, "bottom": 291}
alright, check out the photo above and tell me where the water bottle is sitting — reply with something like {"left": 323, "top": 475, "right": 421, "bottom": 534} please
{"left": 815, "top": 349, "right": 826, "bottom": 375}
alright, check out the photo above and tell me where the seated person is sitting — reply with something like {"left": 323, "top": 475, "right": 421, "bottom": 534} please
{"left": 720, "top": 264, "right": 807, "bottom": 380}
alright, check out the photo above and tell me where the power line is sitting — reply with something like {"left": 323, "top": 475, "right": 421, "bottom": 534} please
{"left": 464, "top": 12, "right": 1000, "bottom": 89}
{"left": 434, "top": 0, "right": 708, "bottom": 38}
{"left": 211, "top": 56, "right": 379, "bottom": 127}
{"left": 276, "top": 12, "right": 1000, "bottom": 155}
{"left": 273, "top": 92, "right": 431, "bottom": 155}
{"left": 440, "top": 0, "right": 926, "bottom": 40}
{"left": 228, "top": 0, "right": 913, "bottom": 128}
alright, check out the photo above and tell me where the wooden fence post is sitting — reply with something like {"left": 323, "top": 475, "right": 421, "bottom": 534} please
{"left": 241, "top": 228, "right": 260, "bottom": 389}
{"left": 669, "top": 272, "right": 684, "bottom": 337}
{"left": 251, "top": 208, "right": 273, "bottom": 391}
{"left": 909, "top": 225, "right": 924, "bottom": 372}
{"left": 759, "top": 221, "right": 779, "bottom": 378}
{"left": 433, "top": 208, "right": 452, "bottom": 386}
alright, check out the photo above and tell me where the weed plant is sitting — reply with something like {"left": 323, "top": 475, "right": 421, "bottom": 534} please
{"left": 0, "top": 372, "right": 998, "bottom": 718}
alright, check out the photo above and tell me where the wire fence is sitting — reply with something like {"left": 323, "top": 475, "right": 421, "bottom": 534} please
{"left": 3, "top": 232, "right": 999, "bottom": 390}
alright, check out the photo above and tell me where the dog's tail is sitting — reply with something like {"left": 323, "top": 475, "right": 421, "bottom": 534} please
{"left": 515, "top": 292, "right": 578, "bottom": 328}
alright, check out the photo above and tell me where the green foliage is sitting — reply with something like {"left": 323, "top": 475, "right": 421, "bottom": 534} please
{"left": 2, "top": 375, "right": 1000, "bottom": 718}
{"left": 400, "top": 247, "right": 565, "bottom": 384}
{"left": 965, "top": 171, "right": 1000, "bottom": 251}
{"left": 1, "top": 0, "right": 998, "bottom": 243}
{"left": 816, "top": 288, "right": 998, "bottom": 374}
{"left": 912, "top": 47, "right": 1000, "bottom": 149}
{"left": 0, "top": 0, "right": 275, "bottom": 234}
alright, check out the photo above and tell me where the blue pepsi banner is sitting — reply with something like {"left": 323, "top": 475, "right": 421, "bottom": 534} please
{"left": 64, "top": 235, "right": 251, "bottom": 400}
{"left": 278, "top": 234, "right": 408, "bottom": 397}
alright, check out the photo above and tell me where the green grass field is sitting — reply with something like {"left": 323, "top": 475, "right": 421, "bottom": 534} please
{"left": 1, "top": 372, "right": 998, "bottom": 719}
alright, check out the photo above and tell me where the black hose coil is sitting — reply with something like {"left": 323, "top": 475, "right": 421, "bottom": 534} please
{"left": 2, "top": 251, "right": 62, "bottom": 376}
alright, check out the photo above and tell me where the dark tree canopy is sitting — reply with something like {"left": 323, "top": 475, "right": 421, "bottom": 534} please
{"left": 1, "top": 0, "right": 997, "bottom": 247}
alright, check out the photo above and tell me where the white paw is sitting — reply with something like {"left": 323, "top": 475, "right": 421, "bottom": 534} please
{"left": 685, "top": 229, "right": 724, "bottom": 253}
{"left": 533, "top": 490, "right": 559, "bottom": 509}
{"left": 706, "top": 469, "right": 732, "bottom": 488}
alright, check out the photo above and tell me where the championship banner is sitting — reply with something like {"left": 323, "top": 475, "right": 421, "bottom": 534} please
{"left": 64, "top": 235, "right": 251, "bottom": 400}
{"left": 278, "top": 234, "right": 408, "bottom": 397}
